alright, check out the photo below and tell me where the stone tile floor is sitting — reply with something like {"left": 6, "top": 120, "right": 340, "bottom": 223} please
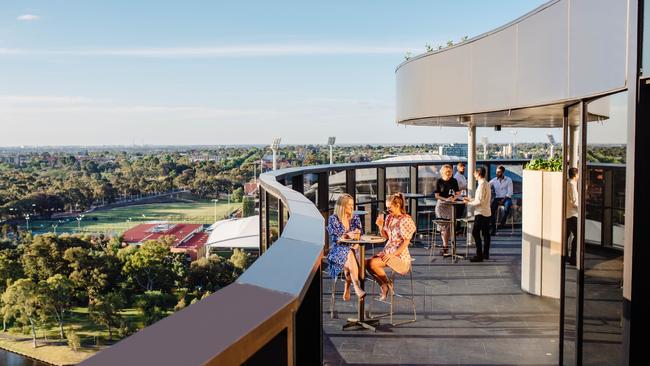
{"left": 323, "top": 230, "right": 560, "bottom": 365}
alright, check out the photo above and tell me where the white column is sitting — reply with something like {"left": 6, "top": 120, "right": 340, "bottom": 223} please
{"left": 467, "top": 124, "right": 477, "bottom": 195}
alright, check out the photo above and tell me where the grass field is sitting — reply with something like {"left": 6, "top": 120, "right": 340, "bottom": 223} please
{"left": 26, "top": 201, "right": 242, "bottom": 236}
{"left": 0, "top": 307, "right": 146, "bottom": 365}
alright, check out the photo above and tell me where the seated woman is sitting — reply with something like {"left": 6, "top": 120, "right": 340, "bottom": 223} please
{"left": 367, "top": 192, "right": 416, "bottom": 300}
{"left": 434, "top": 164, "right": 460, "bottom": 254}
{"left": 326, "top": 194, "right": 365, "bottom": 300}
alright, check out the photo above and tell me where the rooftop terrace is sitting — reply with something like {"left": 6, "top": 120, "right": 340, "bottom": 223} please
{"left": 323, "top": 230, "right": 561, "bottom": 365}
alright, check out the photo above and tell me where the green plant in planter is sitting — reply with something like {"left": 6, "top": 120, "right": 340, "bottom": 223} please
{"left": 525, "top": 157, "right": 562, "bottom": 171}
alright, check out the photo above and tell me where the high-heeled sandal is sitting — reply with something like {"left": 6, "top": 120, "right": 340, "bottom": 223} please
{"left": 378, "top": 283, "right": 389, "bottom": 301}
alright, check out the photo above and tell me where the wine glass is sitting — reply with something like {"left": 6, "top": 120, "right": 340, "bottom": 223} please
{"left": 461, "top": 189, "right": 467, "bottom": 198}
{"left": 449, "top": 189, "right": 455, "bottom": 198}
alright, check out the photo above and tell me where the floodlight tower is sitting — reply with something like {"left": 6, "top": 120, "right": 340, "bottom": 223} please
{"left": 510, "top": 129, "right": 518, "bottom": 158}
{"left": 547, "top": 133, "right": 556, "bottom": 158}
{"left": 481, "top": 137, "right": 489, "bottom": 160}
{"left": 328, "top": 136, "right": 336, "bottom": 164}
{"left": 271, "top": 137, "right": 281, "bottom": 171}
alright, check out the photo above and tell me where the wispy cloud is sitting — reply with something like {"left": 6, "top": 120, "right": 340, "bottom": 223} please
{"left": 0, "top": 95, "right": 274, "bottom": 118}
{"left": 17, "top": 14, "right": 41, "bottom": 21}
{"left": 0, "top": 43, "right": 412, "bottom": 58}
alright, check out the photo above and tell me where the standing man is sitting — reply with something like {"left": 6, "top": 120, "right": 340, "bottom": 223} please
{"left": 454, "top": 162, "right": 468, "bottom": 192}
{"left": 566, "top": 167, "right": 579, "bottom": 266}
{"left": 465, "top": 166, "right": 491, "bottom": 262}
{"left": 489, "top": 165, "right": 513, "bottom": 235}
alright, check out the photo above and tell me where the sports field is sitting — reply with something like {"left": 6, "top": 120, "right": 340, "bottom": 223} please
{"left": 27, "top": 201, "right": 242, "bottom": 235}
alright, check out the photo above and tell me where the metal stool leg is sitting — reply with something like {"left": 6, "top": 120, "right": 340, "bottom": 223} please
{"left": 390, "top": 269, "right": 417, "bottom": 326}
{"left": 330, "top": 275, "right": 337, "bottom": 319}
{"left": 428, "top": 222, "right": 438, "bottom": 263}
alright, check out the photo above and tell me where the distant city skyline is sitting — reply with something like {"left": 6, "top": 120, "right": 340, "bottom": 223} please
{"left": 0, "top": 1, "right": 624, "bottom": 146}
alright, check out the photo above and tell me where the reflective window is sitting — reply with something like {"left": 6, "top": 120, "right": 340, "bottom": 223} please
{"left": 303, "top": 173, "right": 319, "bottom": 204}
{"left": 386, "top": 166, "right": 410, "bottom": 195}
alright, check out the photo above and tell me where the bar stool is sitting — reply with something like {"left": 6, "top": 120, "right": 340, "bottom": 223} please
{"left": 328, "top": 269, "right": 347, "bottom": 319}
{"left": 417, "top": 210, "right": 435, "bottom": 246}
{"left": 429, "top": 218, "right": 451, "bottom": 263}
{"left": 367, "top": 259, "right": 417, "bottom": 326}
{"left": 457, "top": 216, "right": 475, "bottom": 257}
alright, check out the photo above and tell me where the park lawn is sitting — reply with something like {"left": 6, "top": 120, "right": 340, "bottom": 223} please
{"left": 0, "top": 308, "right": 143, "bottom": 365}
{"left": 0, "top": 307, "right": 145, "bottom": 365}
{"left": 28, "top": 201, "right": 242, "bottom": 235}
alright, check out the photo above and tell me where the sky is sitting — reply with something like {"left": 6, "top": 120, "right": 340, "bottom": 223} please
{"left": 0, "top": 0, "right": 626, "bottom": 147}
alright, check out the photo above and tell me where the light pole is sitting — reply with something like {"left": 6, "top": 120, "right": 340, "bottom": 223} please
{"left": 328, "top": 136, "right": 336, "bottom": 164}
{"left": 211, "top": 199, "right": 219, "bottom": 222}
{"left": 76, "top": 214, "right": 85, "bottom": 231}
{"left": 481, "top": 137, "right": 489, "bottom": 160}
{"left": 25, "top": 214, "right": 30, "bottom": 231}
{"left": 271, "top": 137, "right": 281, "bottom": 171}
{"left": 510, "top": 129, "right": 518, "bottom": 158}
{"left": 547, "top": 133, "right": 556, "bottom": 158}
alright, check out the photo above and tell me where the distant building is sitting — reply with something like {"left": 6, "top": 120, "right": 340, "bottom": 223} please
{"left": 244, "top": 181, "right": 259, "bottom": 196}
{"left": 205, "top": 216, "right": 260, "bottom": 256}
{"left": 122, "top": 222, "right": 208, "bottom": 260}
{"left": 438, "top": 144, "right": 468, "bottom": 158}
{"left": 502, "top": 144, "right": 513, "bottom": 158}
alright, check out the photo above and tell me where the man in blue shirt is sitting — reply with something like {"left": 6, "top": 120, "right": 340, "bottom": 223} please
{"left": 489, "top": 165, "right": 513, "bottom": 235}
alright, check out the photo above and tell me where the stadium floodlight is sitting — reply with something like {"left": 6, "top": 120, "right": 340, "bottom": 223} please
{"left": 510, "top": 129, "right": 518, "bottom": 159}
{"left": 546, "top": 133, "right": 556, "bottom": 145}
{"left": 547, "top": 133, "right": 556, "bottom": 158}
{"left": 328, "top": 136, "right": 336, "bottom": 164}
{"left": 271, "top": 137, "right": 281, "bottom": 171}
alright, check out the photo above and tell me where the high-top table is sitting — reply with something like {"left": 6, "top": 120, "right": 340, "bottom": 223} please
{"left": 339, "top": 234, "right": 386, "bottom": 331}
{"left": 438, "top": 199, "right": 467, "bottom": 262}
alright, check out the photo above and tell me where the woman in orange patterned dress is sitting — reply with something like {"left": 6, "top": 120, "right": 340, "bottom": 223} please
{"left": 367, "top": 192, "right": 416, "bottom": 300}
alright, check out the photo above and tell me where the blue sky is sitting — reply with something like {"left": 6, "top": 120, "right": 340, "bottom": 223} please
{"left": 0, "top": 0, "right": 576, "bottom": 146}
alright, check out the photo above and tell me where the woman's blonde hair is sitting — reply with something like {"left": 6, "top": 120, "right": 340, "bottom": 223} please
{"left": 334, "top": 194, "right": 354, "bottom": 219}
{"left": 387, "top": 192, "right": 408, "bottom": 215}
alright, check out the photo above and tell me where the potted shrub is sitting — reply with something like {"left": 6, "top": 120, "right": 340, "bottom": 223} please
{"left": 521, "top": 158, "right": 563, "bottom": 298}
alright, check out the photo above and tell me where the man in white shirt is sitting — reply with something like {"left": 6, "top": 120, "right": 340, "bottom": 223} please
{"left": 454, "top": 162, "right": 467, "bottom": 192}
{"left": 464, "top": 166, "right": 491, "bottom": 262}
{"left": 566, "top": 167, "right": 579, "bottom": 266}
{"left": 489, "top": 165, "right": 514, "bottom": 235}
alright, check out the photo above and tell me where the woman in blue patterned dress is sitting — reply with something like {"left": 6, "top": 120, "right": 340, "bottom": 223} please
{"left": 327, "top": 194, "right": 365, "bottom": 300}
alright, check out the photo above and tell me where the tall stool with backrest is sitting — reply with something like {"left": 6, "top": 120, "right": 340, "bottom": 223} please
{"left": 429, "top": 218, "right": 451, "bottom": 263}
{"left": 367, "top": 259, "right": 417, "bottom": 326}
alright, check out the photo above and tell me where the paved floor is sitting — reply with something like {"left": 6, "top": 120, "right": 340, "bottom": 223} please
{"left": 323, "top": 230, "right": 560, "bottom": 365}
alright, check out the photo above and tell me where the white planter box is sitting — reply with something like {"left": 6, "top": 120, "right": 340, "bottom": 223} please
{"left": 521, "top": 170, "right": 563, "bottom": 298}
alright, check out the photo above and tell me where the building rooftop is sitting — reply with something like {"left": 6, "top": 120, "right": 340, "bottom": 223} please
{"left": 122, "top": 222, "right": 204, "bottom": 247}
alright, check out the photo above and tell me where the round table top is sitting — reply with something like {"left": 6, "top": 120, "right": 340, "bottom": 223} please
{"left": 402, "top": 193, "right": 425, "bottom": 198}
{"left": 339, "top": 234, "right": 386, "bottom": 245}
{"left": 439, "top": 199, "right": 467, "bottom": 205}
